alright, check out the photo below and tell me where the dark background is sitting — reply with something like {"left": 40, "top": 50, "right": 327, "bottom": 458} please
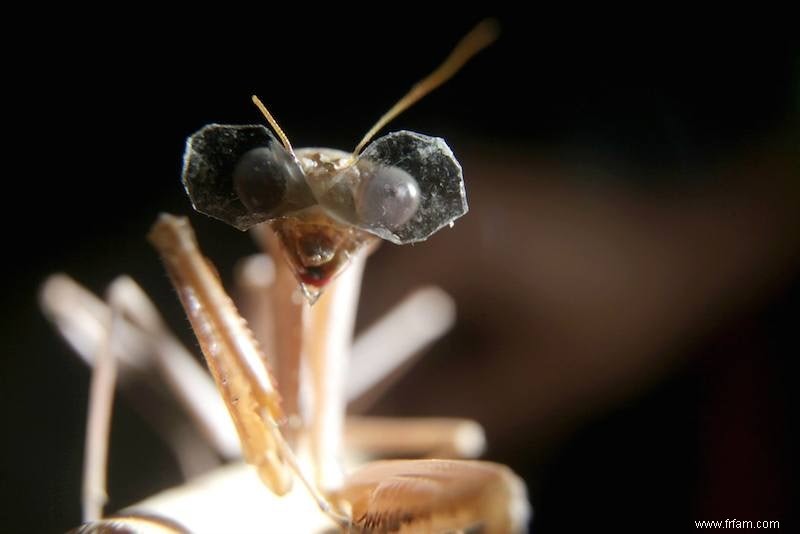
{"left": 2, "top": 11, "right": 798, "bottom": 533}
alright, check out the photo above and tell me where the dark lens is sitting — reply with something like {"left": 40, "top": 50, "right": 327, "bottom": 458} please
{"left": 355, "top": 130, "right": 467, "bottom": 244}
{"left": 356, "top": 165, "right": 420, "bottom": 230}
{"left": 233, "top": 147, "right": 288, "bottom": 214}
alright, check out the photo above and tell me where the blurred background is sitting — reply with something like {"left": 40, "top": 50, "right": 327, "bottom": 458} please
{"left": 2, "top": 11, "right": 798, "bottom": 533}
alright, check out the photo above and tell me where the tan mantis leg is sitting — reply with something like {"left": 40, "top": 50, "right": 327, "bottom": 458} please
{"left": 304, "top": 250, "right": 366, "bottom": 492}
{"left": 62, "top": 278, "right": 200, "bottom": 533}
{"left": 344, "top": 417, "right": 485, "bottom": 460}
{"left": 335, "top": 459, "right": 529, "bottom": 533}
{"left": 80, "top": 279, "right": 120, "bottom": 522}
{"left": 41, "top": 274, "right": 240, "bottom": 465}
{"left": 250, "top": 228, "right": 307, "bottom": 443}
{"left": 346, "top": 286, "right": 456, "bottom": 407}
{"left": 247, "top": 225, "right": 478, "bottom": 465}
{"left": 148, "top": 215, "right": 530, "bottom": 532}
{"left": 46, "top": 214, "right": 529, "bottom": 532}
{"left": 148, "top": 214, "right": 350, "bottom": 527}
{"left": 44, "top": 271, "right": 480, "bottom": 469}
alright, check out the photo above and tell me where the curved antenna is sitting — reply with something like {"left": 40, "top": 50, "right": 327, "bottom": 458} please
{"left": 352, "top": 19, "right": 500, "bottom": 157}
{"left": 252, "top": 95, "right": 296, "bottom": 157}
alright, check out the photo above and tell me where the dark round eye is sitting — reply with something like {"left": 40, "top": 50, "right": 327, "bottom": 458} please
{"left": 356, "top": 166, "right": 421, "bottom": 230}
{"left": 233, "top": 147, "right": 288, "bottom": 214}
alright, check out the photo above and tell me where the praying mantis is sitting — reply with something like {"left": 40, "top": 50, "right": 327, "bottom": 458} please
{"left": 42, "top": 20, "right": 531, "bottom": 533}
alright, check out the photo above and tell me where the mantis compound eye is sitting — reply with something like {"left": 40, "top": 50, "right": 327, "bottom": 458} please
{"left": 313, "top": 131, "right": 467, "bottom": 245}
{"left": 233, "top": 146, "right": 314, "bottom": 216}
{"left": 182, "top": 124, "right": 313, "bottom": 230}
{"left": 234, "top": 147, "right": 288, "bottom": 213}
{"left": 356, "top": 165, "right": 421, "bottom": 230}
{"left": 352, "top": 130, "right": 468, "bottom": 245}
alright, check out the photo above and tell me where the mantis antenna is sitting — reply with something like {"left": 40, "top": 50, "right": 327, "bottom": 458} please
{"left": 352, "top": 18, "right": 499, "bottom": 157}
{"left": 252, "top": 95, "right": 296, "bottom": 157}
